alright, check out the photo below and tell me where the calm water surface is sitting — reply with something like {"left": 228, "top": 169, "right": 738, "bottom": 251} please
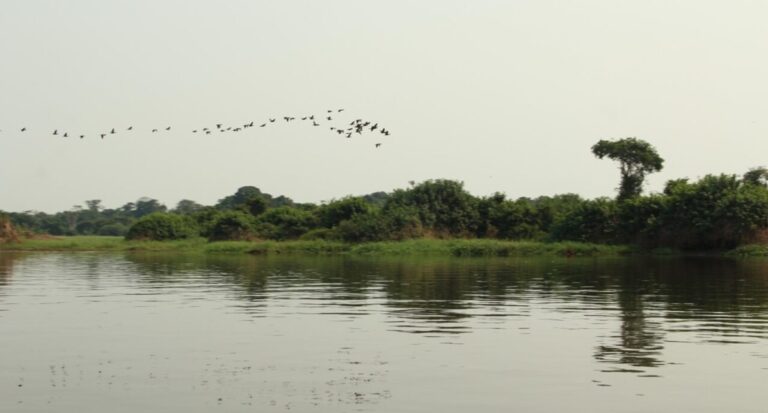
{"left": 1, "top": 252, "right": 767, "bottom": 412}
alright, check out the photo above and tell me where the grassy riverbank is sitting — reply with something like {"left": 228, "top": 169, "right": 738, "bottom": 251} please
{"left": 0, "top": 236, "right": 637, "bottom": 257}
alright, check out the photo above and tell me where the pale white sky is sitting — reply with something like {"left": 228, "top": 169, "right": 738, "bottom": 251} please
{"left": 1, "top": 0, "right": 767, "bottom": 212}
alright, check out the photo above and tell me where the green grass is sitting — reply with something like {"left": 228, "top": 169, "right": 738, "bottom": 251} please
{"left": 0, "top": 236, "right": 637, "bottom": 257}
{"left": 725, "top": 244, "right": 768, "bottom": 257}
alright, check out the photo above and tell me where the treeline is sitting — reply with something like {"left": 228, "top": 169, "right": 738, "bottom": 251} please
{"left": 5, "top": 175, "right": 768, "bottom": 250}
{"left": 5, "top": 137, "right": 768, "bottom": 250}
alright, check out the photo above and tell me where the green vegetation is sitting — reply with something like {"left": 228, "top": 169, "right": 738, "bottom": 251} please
{"left": 592, "top": 137, "right": 664, "bottom": 201}
{"left": 0, "top": 236, "right": 632, "bottom": 257}
{"left": 4, "top": 138, "right": 768, "bottom": 253}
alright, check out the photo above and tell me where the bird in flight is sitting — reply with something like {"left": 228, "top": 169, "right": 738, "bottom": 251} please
{"left": 152, "top": 129, "right": 158, "bottom": 133}
{"left": 53, "top": 129, "right": 58, "bottom": 135}
{"left": 165, "top": 126, "right": 171, "bottom": 131}
{"left": 375, "top": 143, "right": 381, "bottom": 148}
{"left": 21, "top": 127, "right": 26, "bottom": 132}
{"left": 127, "top": 126, "right": 133, "bottom": 131}
{"left": 63, "top": 132, "right": 68, "bottom": 137}
{"left": 110, "top": 128, "right": 115, "bottom": 134}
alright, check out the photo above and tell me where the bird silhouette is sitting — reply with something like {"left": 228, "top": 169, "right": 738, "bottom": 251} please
{"left": 205, "top": 131, "right": 211, "bottom": 135}
{"left": 260, "top": 124, "right": 266, "bottom": 127}
{"left": 337, "top": 108, "right": 344, "bottom": 112}
{"left": 269, "top": 118, "right": 276, "bottom": 123}
{"left": 152, "top": 129, "right": 158, "bottom": 133}
{"left": 192, "top": 130, "right": 198, "bottom": 133}
{"left": 216, "top": 124, "right": 222, "bottom": 129}
{"left": 21, "top": 127, "right": 26, "bottom": 132}
{"left": 375, "top": 143, "right": 381, "bottom": 148}
{"left": 127, "top": 126, "right": 133, "bottom": 131}
{"left": 100, "top": 133, "right": 106, "bottom": 139}
{"left": 63, "top": 132, "right": 68, "bottom": 137}
{"left": 53, "top": 129, "right": 58, "bottom": 135}
{"left": 165, "top": 126, "right": 171, "bottom": 131}
{"left": 110, "top": 128, "right": 115, "bottom": 134}
{"left": 326, "top": 116, "right": 332, "bottom": 121}
{"left": 313, "top": 121, "right": 319, "bottom": 126}
{"left": 79, "top": 135, "right": 84, "bottom": 139}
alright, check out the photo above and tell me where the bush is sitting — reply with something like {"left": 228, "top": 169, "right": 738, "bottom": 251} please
{"left": 125, "top": 213, "right": 198, "bottom": 241}
{"left": 209, "top": 211, "right": 257, "bottom": 241}
{"left": 385, "top": 180, "right": 479, "bottom": 236}
{"left": 317, "top": 197, "right": 373, "bottom": 228}
{"left": 97, "top": 223, "right": 129, "bottom": 236}
{"left": 256, "top": 207, "right": 317, "bottom": 240}
{"left": 551, "top": 198, "right": 617, "bottom": 243}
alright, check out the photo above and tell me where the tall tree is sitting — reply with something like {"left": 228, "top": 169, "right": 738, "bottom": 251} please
{"left": 592, "top": 138, "right": 664, "bottom": 201}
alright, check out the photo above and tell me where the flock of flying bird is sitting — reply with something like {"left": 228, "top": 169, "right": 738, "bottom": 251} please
{"left": 3, "top": 108, "right": 390, "bottom": 148}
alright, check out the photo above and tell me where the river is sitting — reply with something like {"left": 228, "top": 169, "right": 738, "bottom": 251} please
{"left": 1, "top": 252, "right": 766, "bottom": 412}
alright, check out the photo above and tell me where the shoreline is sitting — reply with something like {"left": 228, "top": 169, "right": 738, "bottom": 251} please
{"left": 1, "top": 235, "right": 756, "bottom": 257}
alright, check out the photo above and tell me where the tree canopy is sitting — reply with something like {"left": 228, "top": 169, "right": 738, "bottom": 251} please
{"left": 592, "top": 137, "right": 664, "bottom": 201}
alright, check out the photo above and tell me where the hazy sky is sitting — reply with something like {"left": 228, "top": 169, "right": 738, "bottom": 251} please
{"left": 2, "top": 1, "right": 767, "bottom": 212}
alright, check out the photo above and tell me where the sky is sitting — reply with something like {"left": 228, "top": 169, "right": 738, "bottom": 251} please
{"left": 1, "top": 0, "right": 767, "bottom": 213}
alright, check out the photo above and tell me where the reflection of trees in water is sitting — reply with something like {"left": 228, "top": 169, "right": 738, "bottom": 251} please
{"left": 593, "top": 258, "right": 768, "bottom": 372}
{"left": 0, "top": 252, "right": 23, "bottom": 286}
{"left": 121, "top": 253, "right": 768, "bottom": 350}
{"left": 594, "top": 265, "right": 665, "bottom": 370}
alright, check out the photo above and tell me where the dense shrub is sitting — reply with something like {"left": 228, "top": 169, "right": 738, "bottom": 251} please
{"left": 317, "top": 197, "right": 372, "bottom": 228}
{"left": 208, "top": 211, "right": 256, "bottom": 241}
{"left": 97, "top": 223, "right": 129, "bottom": 236}
{"left": 551, "top": 198, "right": 618, "bottom": 243}
{"left": 125, "top": 213, "right": 198, "bottom": 241}
{"left": 385, "top": 180, "right": 479, "bottom": 236}
{"left": 256, "top": 207, "right": 317, "bottom": 240}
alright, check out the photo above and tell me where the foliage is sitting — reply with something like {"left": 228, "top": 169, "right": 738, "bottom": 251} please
{"left": 97, "top": 223, "right": 129, "bottom": 236}
{"left": 317, "top": 197, "right": 373, "bottom": 228}
{"left": 208, "top": 211, "right": 257, "bottom": 241}
{"left": 743, "top": 167, "right": 768, "bottom": 187}
{"left": 255, "top": 207, "right": 317, "bottom": 240}
{"left": 125, "top": 213, "right": 198, "bottom": 241}
{"left": 592, "top": 137, "right": 664, "bottom": 200}
{"left": 385, "top": 179, "right": 479, "bottom": 236}
{"left": 551, "top": 198, "right": 618, "bottom": 243}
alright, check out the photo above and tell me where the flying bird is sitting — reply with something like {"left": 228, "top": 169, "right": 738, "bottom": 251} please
{"left": 100, "top": 134, "right": 106, "bottom": 139}
{"left": 110, "top": 128, "right": 115, "bottom": 134}
{"left": 53, "top": 129, "right": 58, "bottom": 135}
{"left": 152, "top": 129, "right": 158, "bottom": 133}
{"left": 375, "top": 143, "right": 381, "bottom": 148}
{"left": 21, "top": 127, "right": 26, "bottom": 132}
{"left": 63, "top": 132, "right": 68, "bottom": 137}
{"left": 165, "top": 126, "right": 171, "bottom": 131}
{"left": 260, "top": 124, "right": 266, "bottom": 127}
{"left": 127, "top": 126, "right": 133, "bottom": 131}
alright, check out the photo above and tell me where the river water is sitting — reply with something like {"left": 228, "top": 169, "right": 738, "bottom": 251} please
{"left": 0, "top": 252, "right": 767, "bottom": 412}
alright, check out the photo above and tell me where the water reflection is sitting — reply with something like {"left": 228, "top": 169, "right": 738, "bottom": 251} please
{"left": 6, "top": 251, "right": 768, "bottom": 380}
{"left": 120, "top": 253, "right": 768, "bottom": 375}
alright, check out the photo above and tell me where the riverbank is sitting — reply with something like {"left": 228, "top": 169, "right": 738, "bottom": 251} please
{"left": 0, "top": 236, "right": 641, "bottom": 257}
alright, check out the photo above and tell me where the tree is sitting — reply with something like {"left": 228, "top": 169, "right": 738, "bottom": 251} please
{"left": 743, "top": 167, "right": 768, "bottom": 187}
{"left": 591, "top": 138, "right": 664, "bottom": 201}
{"left": 173, "top": 199, "right": 204, "bottom": 215}
{"left": 125, "top": 212, "right": 197, "bottom": 241}
{"left": 134, "top": 197, "right": 167, "bottom": 217}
